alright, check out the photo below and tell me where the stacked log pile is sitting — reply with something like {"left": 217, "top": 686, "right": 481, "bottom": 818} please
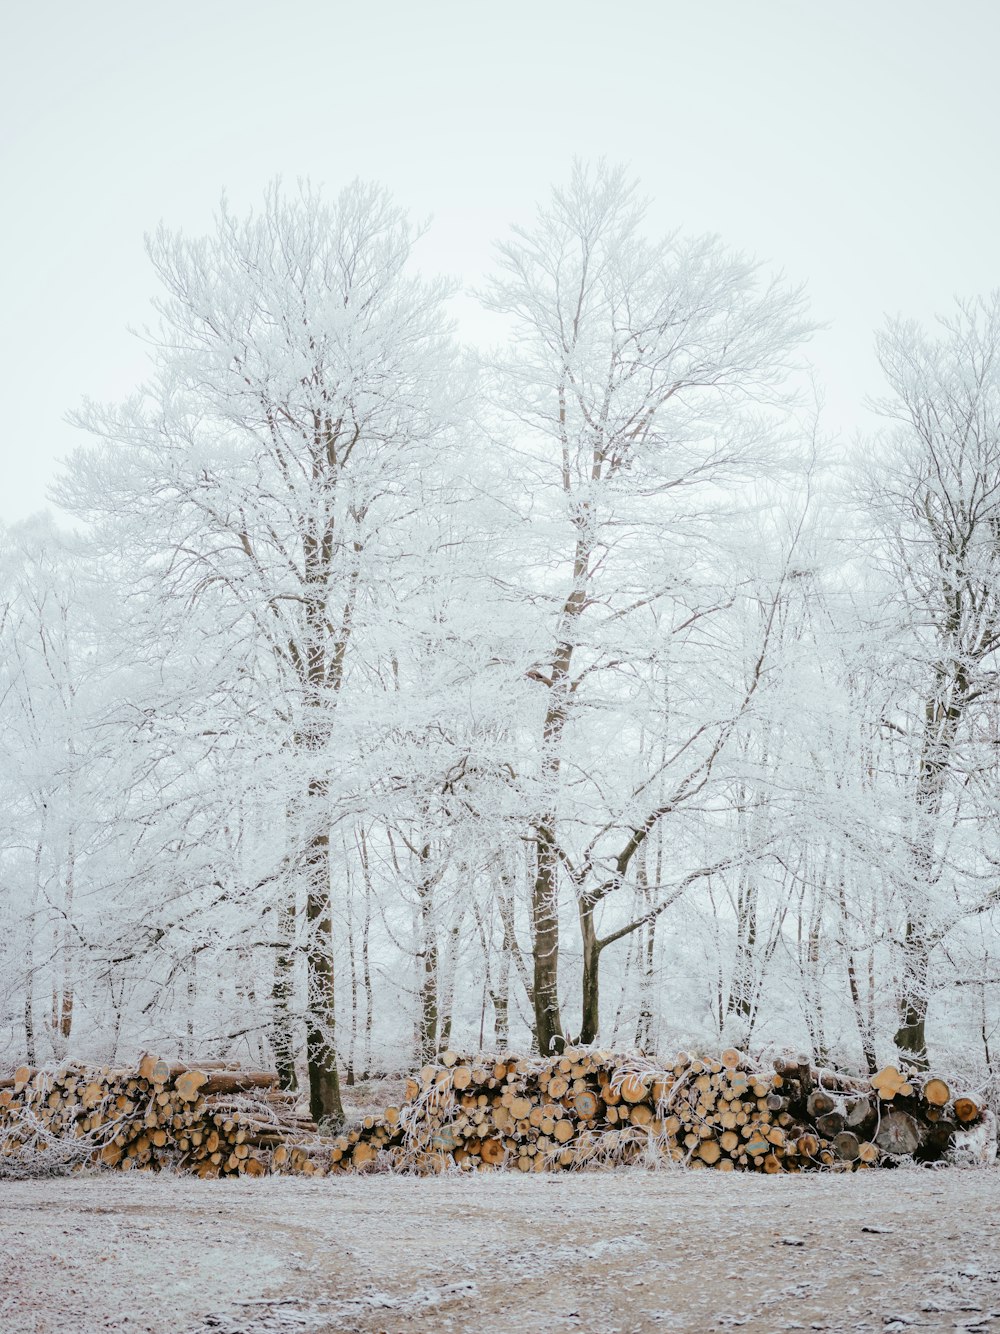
{"left": 328, "top": 1049, "right": 993, "bottom": 1175}
{"left": 0, "top": 1055, "right": 321, "bottom": 1178}
{"left": 1, "top": 1048, "right": 991, "bottom": 1178}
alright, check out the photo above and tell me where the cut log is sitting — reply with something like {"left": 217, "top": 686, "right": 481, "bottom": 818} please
{"left": 619, "top": 1073, "right": 650, "bottom": 1104}
{"left": 832, "top": 1131, "right": 860, "bottom": 1161}
{"left": 806, "top": 1090, "right": 835, "bottom": 1118}
{"left": 871, "top": 1066, "right": 906, "bottom": 1100}
{"left": 815, "top": 1112, "right": 845, "bottom": 1138}
{"left": 845, "top": 1096, "right": 874, "bottom": 1129}
{"left": 922, "top": 1077, "right": 950, "bottom": 1107}
{"left": 953, "top": 1097, "right": 980, "bottom": 1125}
{"left": 199, "top": 1072, "right": 277, "bottom": 1096}
{"left": 874, "top": 1109, "right": 921, "bottom": 1156}
{"left": 572, "top": 1090, "right": 600, "bottom": 1120}
{"left": 553, "top": 1119, "right": 574, "bottom": 1144}
{"left": 174, "top": 1070, "right": 208, "bottom": 1102}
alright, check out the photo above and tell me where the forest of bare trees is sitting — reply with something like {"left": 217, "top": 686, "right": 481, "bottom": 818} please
{"left": 2, "top": 166, "right": 998, "bottom": 1127}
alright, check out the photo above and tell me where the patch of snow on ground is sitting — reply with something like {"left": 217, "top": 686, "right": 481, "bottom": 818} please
{"left": 1, "top": 1168, "right": 998, "bottom": 1332}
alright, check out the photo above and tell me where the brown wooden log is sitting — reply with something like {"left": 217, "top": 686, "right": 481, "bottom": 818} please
{"left": 619, "top": 1073, "right": 650, "bottom": 1104}
{"left": 832, "top": 1131, "right": 860, "bottom": 1161}
{"left": 816, "top": 1111, "right": 845, "bottom": 1138}
{"left": 953, "top": 1097, "right": 980, "bottom": 1124}
{"left": 572, "top": 1090, "right": 600, "bottom": 1120}
{"left": 921, "top": 1077, "right": 950, "bottom": 1107}
{"left": 871, "top": 1066, "right": 905, "bottom": 1100}
{"left": 806, "top": 1090, "right": 835, "bottom": 1118}
{"left": 198, "top": 1072, "right": 277, "bottom": 1096}
{"left": 174, "top": 1070, "right": 208, "bottom": 1102}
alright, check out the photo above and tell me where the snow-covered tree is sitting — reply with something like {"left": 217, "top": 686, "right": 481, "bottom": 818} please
{"left": 57, "top": 181, "right": 461, "bottom": 1123}
{"left": 855, "top": 294, "right": 1000, "bottom": 1065}
{"left": 480, "top": 162, "right": 813, "bottom": 1051}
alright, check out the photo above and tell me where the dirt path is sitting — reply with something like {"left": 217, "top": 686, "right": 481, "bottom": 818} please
{"left": 1, "top": 1169, "right": 998, "bottom": 1333}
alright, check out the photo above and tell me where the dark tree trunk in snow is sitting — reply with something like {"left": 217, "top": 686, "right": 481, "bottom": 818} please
{"left": 532, "top": 823, "right": 565, "bottom": 1055}
{"left": 304, "top": 784, "right": 342, "bottom": 1127}
{"left": 578, "top": 897, "right": 601, "bottom": 1045}
{"left": 271, "top": 891, "right": 298, "bottom": 1092}
{"left": 894, "top": 920, "right": 931, "bottom": 1068}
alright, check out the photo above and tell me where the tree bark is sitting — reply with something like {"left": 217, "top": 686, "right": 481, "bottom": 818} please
{"left": 271, "top": 884, "right": 298, "bottom": 1092}
{"left": 304, "top": 783, "right": 342, "bottom": 1127}
{"left": 635, "top": 851, "right": 657, "bottom": 1051}
{"left": 529, "top": 493, "right": 591, "bottom": 1055}
{"left": 893, "top": 919, "right": 930, "bottom": 1068}
{"left": 361, "top": 861, "right": 374, "bottom": 1080}
{"left": 532, "top": 822, "right": 565, "bottom": 1054}
{"left": 438, "top": 911, "right": 463, "bottom": 1052}
{"left": 417, "top": 850, "right": 439, "bottom": 1064}
{"left": 578, "top": 896, "right": 601, "bottom": 1045}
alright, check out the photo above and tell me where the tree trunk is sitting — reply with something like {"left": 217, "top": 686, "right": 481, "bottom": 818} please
{"left": 361, "top": 889, "right": 373, "bottom": 1079}
{"left": 345, "top": 859, "right": 358, "bottom": 1086}
{"left": 304, "top": 792, "right": 342, "bottom": 1127}
{"left": 838, "top": 873, "right": 878, "bottom": 1075}
{"left": 438, "top": 911, "right": 463, "bottom": 1053}
{"left": 271, "top": 890, "right": 298, "bottom": 1093}
{"left": 532, "top": 823, "right": 565, "bottom": 1054}
{"left": 186, "top": 961, "right": 197, "bottom": 1063}
{"left": 894, "top": 920, "right": 930, "bottom": 1068}
{"left": 24, "top": 933, "right": 36, "bottom": 1066}
{"left": 578, "top": 897, "right": 601, "bottom": 1045}
{"left": 416, "top": 844, "right": 439, "bottom": 1064}
{"left": 800, "top": 887, "right": 827, "bottom": 1066}
{"left": 357, "top": 826, "right": 375, "bottom": 1079}
{"left": 895, "top": 667, "right": 966, "bottom": 1067}
{"left": 635, "top": 848, "right": 656, "bottom": 1051}
{"left": 418, "top": 927, "right": 439, "bottom": 1062}
{"left": 726, "top": 868, "right": 757, "bottom": 1038}
{"left": 529, "top": 510, "right": 590, "bottom": 1057}
{"left": 25, "top": 835, "right": 43, "bottom": 1065}
{"left": 50, "top": 831, "right": 75, "bottom": 1061}
{"left": 492, "top": 987, "right": 509, "bottom": 1050}
{"left": 489, "top": 883, "right": 512, "bottom": 1050}
{"left": 498, "top": 871, "right": 533, "bottom": 1019}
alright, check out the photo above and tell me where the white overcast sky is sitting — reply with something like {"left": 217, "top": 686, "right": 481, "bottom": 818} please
{"left": 2, "top": 0, "right": 998, "bottom": 522}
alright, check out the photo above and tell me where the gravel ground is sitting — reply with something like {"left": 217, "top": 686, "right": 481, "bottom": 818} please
{"left": 1, "top": 1168, "right": 998, "bottom": 1333}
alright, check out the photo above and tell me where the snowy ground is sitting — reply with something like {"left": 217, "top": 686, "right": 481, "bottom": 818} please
{"left": 1, "top": 1169, "right": 998, "bottom": 1333}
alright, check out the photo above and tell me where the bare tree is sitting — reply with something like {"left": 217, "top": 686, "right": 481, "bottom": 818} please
{"left": 861, "top": 293, "right": 1000, "bottom": 1065}
{"left": 482, "top": 162, "right": 811, "bottom": 1051}
{"left": 59, "top": 182, "right": 457, "bottom": 1123}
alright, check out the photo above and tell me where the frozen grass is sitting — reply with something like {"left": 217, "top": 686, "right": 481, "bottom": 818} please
{"left": 1, "top": 1166, "right": 998, "bottom": 1332}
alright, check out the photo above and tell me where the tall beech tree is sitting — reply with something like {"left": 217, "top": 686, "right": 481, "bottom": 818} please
{"left": 482, "top": 163, "right": 811, "bottom": 1052}
{"left": 59, "top": 182, "right": 458, "bottom": 1124}
{"left": 860, "top": 294, "right": 1000, "bottom": 1065}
